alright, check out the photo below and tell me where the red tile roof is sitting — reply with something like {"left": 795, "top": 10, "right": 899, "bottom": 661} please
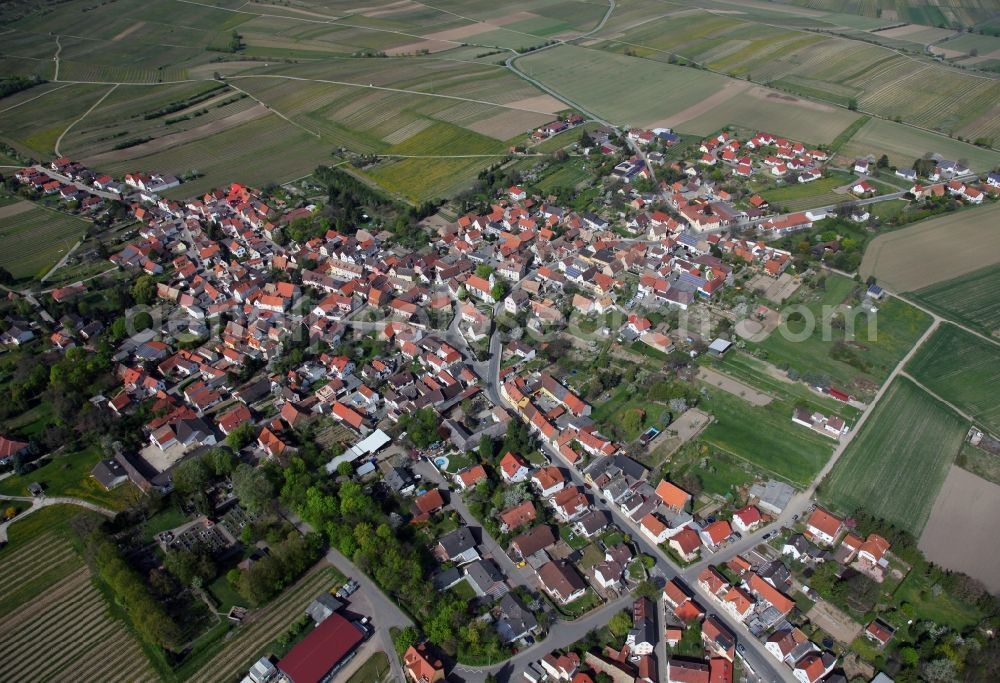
{"left": 277, "top": 613, "right": 363, "bottom": 683}
{"left": 414, "top": 488, "right": 445, "bottom": 515}
{"left": 655, "top": 480, "right": 690, "bottom": 509}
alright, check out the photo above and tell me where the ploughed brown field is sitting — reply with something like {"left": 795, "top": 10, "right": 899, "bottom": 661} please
{"left": 919, "top": 465, "right": 1000, "bottom": 593}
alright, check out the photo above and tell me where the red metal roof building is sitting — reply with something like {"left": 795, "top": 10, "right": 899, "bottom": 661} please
{"left": 277, "top": 613, "right": 365, "bottom": 683}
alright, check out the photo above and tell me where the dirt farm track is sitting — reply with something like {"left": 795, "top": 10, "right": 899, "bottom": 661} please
{"left": 919, "top": 465, "right": 1000, "bottom": 593}
{"left": 860, "top": 204, "right": 1000, "bottom": 292}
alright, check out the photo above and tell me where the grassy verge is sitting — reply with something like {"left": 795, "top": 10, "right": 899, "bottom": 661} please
{"left": 346, "top": 652, "right": 390, "bottom": 683}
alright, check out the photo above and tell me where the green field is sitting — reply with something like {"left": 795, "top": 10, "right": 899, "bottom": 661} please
{"left": 518, "top": 44, "right": 858, "bottom": 143}
{"left": 0, "top": 83, "right": 110, "bottom": 158}
{"left": 752, "top": 274, "right": 933, "bottom": 395}
{"left": 906, "top": 323, "right": 1000, "bottom": 435}
{"left": 760, "top": 173, "right": 855, "bottom": 211}
{"left": 363, "top": 121, "right": 513, "bottom": 201}
{"left": 821, "top": 377, "right": 968, "bottom": 534}
{"left": 0, "top": 445, "right": 139, "bottom": 511}
{"left": 907, "top": 265, "right": 1000, "bottom": 336}
{"left": 346, "top": 652, "right": 390, "bottom": 683}
{"left": 704, "top": 352, "right": 861, "bottom": 421}
{"left": 838, "top": 116, "right": 1000, "bottom": 171}
{"left": 697, "top": 383, "right": 835, "bottom": 487}
{"left": 0, "top": 202, "right": 89, "bottom": 280}
{"left": 0, "top": 0, "right": 574, "bottom": 202}
{"left": 534, "top": 158, "right": 593, "bottom": 194}
{"left": 518, "top": 45, "right": 731, "bottom": 126}
{"left": 955, "top": 442, "right": 1000, "bottom": 487}
{"left": 588, "top": 5, "right": 1000, "bottom": 143}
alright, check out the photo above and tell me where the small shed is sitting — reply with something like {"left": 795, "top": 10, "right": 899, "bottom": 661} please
{"left": 708, "top": 338, "right": 733, "bottom": 357}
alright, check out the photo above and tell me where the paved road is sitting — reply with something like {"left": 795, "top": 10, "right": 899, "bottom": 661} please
{"left": 413, "top": 459, "right": 538, "bottom": 590}
{"left": 0, "top": 493, "right": 116, "bottom": 542}
{"left": 478, "top": 310, "right": 793, "bottom": 682}
{"left": 324, "top": 546, "right": 411, "bottom": 683}
{"left": 32, "top": 164, "right": 126, "bottom": 201}
{"left": 685, "top": 315, "right": 944, "bottom": 578}
{"left": 287, "top": 513, "right": 411, "bottom": 683}
{"left": 452, "top": 593, "right": 635, "bottom": 683}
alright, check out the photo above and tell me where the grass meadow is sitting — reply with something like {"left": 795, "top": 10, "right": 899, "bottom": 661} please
{"left": 759, "top": 172, "right": 855, "bottom": 211}
{"left": 821, "top": 376, "right": 968, "bottom": 535}
{"left": 697, "top": 383, "right": 835, "bottom": 487}
{"left": 751, "top": 274, "right": 933, "bottom": 395}
{"left": 0, "top": 445, "right": 140, "bottom": 511}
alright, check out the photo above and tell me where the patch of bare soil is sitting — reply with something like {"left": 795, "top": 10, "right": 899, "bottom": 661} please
{"left": 0, "top": 201, "right": 35, "bottom": 220}
{"left": 491, "top": 11, "right": 541, "bottom": 26}
{"left": 807, "top": 600, "right": 863, "bottom": 644}
{"left": 697, "top": 367, "right": 772, "bottom": 406}
{"left": 504, "top": 94, "right": 567, "bottom": 115}
{"left": 654, "top": 80, "right": 750, "bottom": 128}
{"left": 756, "top": 85, "right": 836, "bottom": 112}
{"left": 112, "top": 21, "right": 145, "bottom": 41}
{"left": 421, "top": 22, "right": 495, "bottom": 42}
{"left": 467, "top": 109, "right": 550, "bottom": 140}
{"left": 920, "top": 465, "right": 1000, "bottom": 593}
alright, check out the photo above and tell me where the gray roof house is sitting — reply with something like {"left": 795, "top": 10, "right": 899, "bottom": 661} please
{"left": 385, "top": 466, "right": 416, "bottom": 495}
{"left": 434, "top": 527, "right": 480, "bottom": 565}
{"left": 91, "top": 458, "right": 129, "bottom": 490}
{"left": 749, "top": 479, "right": 795, "bottom": 515}
{"left": 573, "top": 510, "right": 611, "bottom": 538}
{"left": 465, "top": 559, "right": 508, "bottom": 599}
{"left": 432, "top": 567, "right": 464, "bottom": 591}
{"left": 495, "top": 593, "right": 538, "bottom": 643}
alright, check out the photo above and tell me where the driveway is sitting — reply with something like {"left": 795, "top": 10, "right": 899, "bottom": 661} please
{"left": 324, "top": 547, "right": 410, "bottom": 683}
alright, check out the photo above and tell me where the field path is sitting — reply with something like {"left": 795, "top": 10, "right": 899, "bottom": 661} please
{"left": 226, "top": 74, "right": 570, "bottom": 116}
{"left": 221, "top": 83, "right": 320, "bottom": 139}
{"left": 53, "top": 83, "right": 119, "bottom": 156}
{"left": 0, "top": 83, "right": 72, "bottom": 116}
{"left": 688, "top": 315, "right": 944, "bottom": 577}
{"left": 40, "top": 239, "right": 82, "bottom": 282}
{"left": 0, "top": 495, "right": 116, "bottom": 543}
{"left": 899, "top": 371, "right": 976, "bottom": 423}
{"left": 53, "top": 34, "right": 62, "bottom": 81}
{"left": 697, "top": 366, "right": 772, "bottom": 406}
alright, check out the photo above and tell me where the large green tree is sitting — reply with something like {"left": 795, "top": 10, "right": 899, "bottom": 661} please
{"left": 232, "top": 463, "right": 275, "bottom": 514}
